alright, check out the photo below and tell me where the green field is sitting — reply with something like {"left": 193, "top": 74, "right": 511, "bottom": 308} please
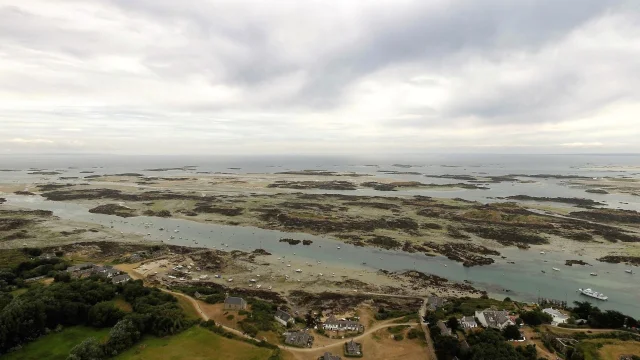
{"left": 114, "top": 326, "right": 274, "bottom": 360}
{"left": 175, "top": 294, "right": 201, "bottom": 321}
{"left": 3, "top": 326, "right": 110, "bottom": 360}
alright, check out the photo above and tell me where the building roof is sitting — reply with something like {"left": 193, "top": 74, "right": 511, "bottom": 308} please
{"left": 275, "top": 309, "right": 293, "bottom": 322}
{"left": 345, "top": 339, "right": 360, "bottom": 354}
{"left": 111, "top": 274, "right": 131, "bottom": 283}
{"left": 323, "top": 316, "right": 362, "bottom": 328}
{"left": 284, "top": 331, "right": 312, "bottom": 346}
{"left": 461, "top": 316, "right": 476, "bottom": 324}
{"left": 428, "top": 296, "right": 445, "bottom": 309}
{"left": 477, "top": 309, "right": 512, "bottom": 328}
{"left": 224, "top": 296, "right": 246, "bottom": 305}
{"left": 323, "top": 352, "right": 341, "bottom": 360}
{"left": 437, "top": 321, "right": 452, "bottom": 335}
{"left": 543, "top": 308, "right": 568, "bottom": 320}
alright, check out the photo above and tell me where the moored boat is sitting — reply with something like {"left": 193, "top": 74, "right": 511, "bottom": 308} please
{"left": 578, "top": 288, "right": 608, "bottom": 300}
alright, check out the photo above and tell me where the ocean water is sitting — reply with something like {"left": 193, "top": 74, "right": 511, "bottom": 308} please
{"left": 1, "top": 154, "right": 640, "bottom": 316}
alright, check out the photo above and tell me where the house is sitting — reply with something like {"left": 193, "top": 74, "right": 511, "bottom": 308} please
{"left": 93, "top": 265, "right": 120, "bottom": 278}
{"left": 344, "top": 339, "right": 362, "bottom": 357}
{"left": 543, "top": 308, "right": 569, "bottom": 326}
{"left": 322, "top": 316, "right": 364, "bottom": 333}
{"left": 322, "top": 352, "right": 341, "bottom": 360}
{"left": 275, "top": 309, "right": 294, "bottom": 326}
{"left": 66, "top": 263, "right": 94, "bottom": 273}
{"left": 459, "top": 316, "right": 478, "bottom": 329}
{"left": 437, "top": 320, "right": 452, "bottom": 336}
{"left": 427, "top": 296, "right": 446, "bottom": 311}
{"left": 111, "top": 274, "right": 131, "bottom": 284}
{"left": 224, "top": 296, "right": 247, "bottom": 310}
{"left": 284, "top": 331, "right": 313, "bottom": 347}
{"left": 475, "top": 309, "right": 514, "bottom": 330}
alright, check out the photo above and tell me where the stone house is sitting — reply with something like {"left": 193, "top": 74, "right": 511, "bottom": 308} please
{"left": 344, "top": 339, "right": 362, "bottom": 357}
{"left": 275, "top": 309, "right": 294, "bottom": 326}
{"left": 284, "top": 331, "right": 313, "bottom": 347}
{"left": 322, "top": 315, "right": 364, "bottom": 333}
{"left": 223, "top": 296, "right": 247, "bottom": 311}
{"left": 474, "top": 309, "right": 514, "bottom": 330}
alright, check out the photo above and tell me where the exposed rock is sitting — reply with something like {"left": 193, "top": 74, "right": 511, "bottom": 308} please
{"left": 585, "top": 189, "right": 609, "bottom": 194}
{"left": 14, "top": 191, "right": 36, "bottom": 196}
{"left": 422, "top": 241, "right": 499, "bottom": 267}
{"left": 268, "top": 180, "right": 357, "bottom": 190}
{"left": 570, "top": 209, "right": 640, "bottom": 224}
{"left": 501, "top": 195, "right": 604, "bottom": 207}
{"left": 597, "top": 255, "right": 640, "bottom": 266}
{"left": 565, "top": 259, "right": 591, "bottom": 266}
{"left": 28, "top": 171, "right": 62, "bottom": 175}
{"left": 88, "top": 204, "right": 137, "bottom": 218}
{"left": 279, "top": 238, "right": 301, "bottom": 245}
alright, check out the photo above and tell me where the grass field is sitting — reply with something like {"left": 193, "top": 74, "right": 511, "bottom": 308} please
{"left": 114, "top": 326, "right": 274, "bottom": 360}
{"left": 3, "top": 326, "right": 110, "bottom": 360}
{"left": 176, "top": 294, "right": 201, "bottom": 320}
{"left": 113, "top": 296, "right": 133, "bottom": 313}
{"left": 0, "top": 249, "right": 29, "bottom": 269}
{"left": 583, "top": 339, "right": 640, "bottom": 360}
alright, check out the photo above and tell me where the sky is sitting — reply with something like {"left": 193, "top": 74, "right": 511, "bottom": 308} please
{"left": 1, "top": 0, "right": 639, "bottom": 155}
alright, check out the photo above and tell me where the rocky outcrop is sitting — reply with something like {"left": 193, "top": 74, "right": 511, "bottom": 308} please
{"left": 565, "top": 260, "right": 591, "bottom": 266}
{"left": 501, "top": 195, "right": 604, "bottom": 207}
{"left": 88, "top": 204, "right": 137, "bottom": 218}
{"left": 268, "top": 180, "right": 357, "bottom": 190}
{"left": 597, "top": 255, "right": 640, "bottom": 266}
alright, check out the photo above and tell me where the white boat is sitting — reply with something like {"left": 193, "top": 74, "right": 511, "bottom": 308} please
{"left": 337, "top": 246, "right": 341, "bottom": 249}
{"left": 579, "top": 288, "right": 608, "bottom": 300}
{"left": 256, "top": 284, "right": 261, "bottom": 289}
{"left": 625, "top": 269, "right": 634, "bottom": 274}
{"left": 552, "top": 267, "right": 560, "bottom": 271}
{"left": 540, "top": 251, "right": 545, "bottom": 255}
{"left": 295, "top": 269, "right": 302, "bottom": 273}
{"left": 590, "top": 272, "right": 597, "bottom": 276}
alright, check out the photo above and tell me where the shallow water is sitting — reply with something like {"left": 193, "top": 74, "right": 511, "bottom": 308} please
{"left": 5, "top": 194, "right": 640, "bottom": 318}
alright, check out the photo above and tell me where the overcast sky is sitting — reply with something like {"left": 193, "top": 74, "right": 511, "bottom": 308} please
{"left": 1, "top": 0, "right": 639, "bottom": 155}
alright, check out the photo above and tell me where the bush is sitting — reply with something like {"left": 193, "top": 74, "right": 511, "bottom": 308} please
{"left": 407, "top": 328, "right": 423, "bottom": 339}
{"left": 520, "top": 310, "right": 552, "bottom": 326}
{"left": 67, "top": 337, "right": 105, "bottom": 360}
{"left": 394, "top": 334, "right": 404, "bottom": 341}
{"left": 226, "top": 314, "right": 235, "bottom": 321}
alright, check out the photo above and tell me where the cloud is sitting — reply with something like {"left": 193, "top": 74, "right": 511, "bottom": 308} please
{"left": 0, "top": 0, "right": 638, "bottom": 154}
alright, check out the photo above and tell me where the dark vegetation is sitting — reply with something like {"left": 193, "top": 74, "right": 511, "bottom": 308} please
{"left": 430, "top": 327, "right": 539, "bottom": 360}
{"left": 88, "top": 204, "right": 137, "bottom": 218}
{"left": 597, "top": 255, "right": 640, "bottom": 266}
{"left": 0, "top": 256, "right": 190, "bottom": 358}
{"left": 570, "top": 301, "right": 638, "bottom": 329}
{"left": 501, "top": 195, "right": 604, "bottom": 207}
{"left": 268, "top": 180, "right": 357, "bottom": 190}
{"left": 570, "top": 208, "right": 640, "bottom": 224}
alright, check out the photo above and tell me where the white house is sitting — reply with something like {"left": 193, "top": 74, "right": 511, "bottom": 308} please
{"left": 543, "top": 308, "right": 569, "bottom": 326}
{"left": 475, "top": 309, "right": 514, "bottom": 330}
{"left": 322, "top": 316, "right": 364, "bottom": 332}
{"left": 459, "top": 316, "right": 478, "bottom": 329}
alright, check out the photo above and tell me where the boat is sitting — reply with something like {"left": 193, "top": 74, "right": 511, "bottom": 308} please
{"left": 295, "top": 269, "right": 302, "bottom": 273}
{"left": 625, "top": 269, "right": 634, "bottom": 274}
{"left": 590, "top": 272, "right": 597, "bottom": 276}
{"left": 541, "top": 270, "right": 546, "bottom": 273}
{"left": 540, "top": 251, "right": 545, "bottom": 255}
{"left": 337, "top": 246, "right": 341, "bottom": 249}
{"left": 552, "top": 268, "right": 560, "bottom": 271}
{"left": 578, "top": 288, "right": 608, "bottom": 300}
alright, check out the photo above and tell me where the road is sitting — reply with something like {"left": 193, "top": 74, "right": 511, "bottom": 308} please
{"left": 162, "top": 288, "right": 419, "bottom": 353}
{"left": 418, "top": 298, "right": 438, "bottom": 360}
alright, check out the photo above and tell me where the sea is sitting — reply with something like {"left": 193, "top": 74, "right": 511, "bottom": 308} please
{"left": 1, "top": 153, "right": 639, "bottom": 317}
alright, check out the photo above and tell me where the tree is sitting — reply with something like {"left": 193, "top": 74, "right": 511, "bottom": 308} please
{"left": 520, "top": 310, "right": 552, "bottom": 326}
{"left": 447, "top": 316, "right": 460, "bottom": 331}
{"left": 67, "top": 337, "right": 104, "bottom": 360}
{"left": 88, "top": 302, "right": 124, "bottom": 328}
{"left": 104, "top": 319, "right": 141, "bottom": 356}
{"left": 515, "top": 344, "right": 538, "bottom": 360}
{"left": 503, "top": 324, "right": 522, "bottom": 340}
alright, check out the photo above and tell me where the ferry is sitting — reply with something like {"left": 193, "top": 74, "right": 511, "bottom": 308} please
{"left": 578, "top": 288, "right": 608, "bottom": 301}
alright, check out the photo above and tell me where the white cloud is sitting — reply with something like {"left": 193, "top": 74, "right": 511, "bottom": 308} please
{"left": 0, "top": 0, "right": 638, "bottom": 154}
